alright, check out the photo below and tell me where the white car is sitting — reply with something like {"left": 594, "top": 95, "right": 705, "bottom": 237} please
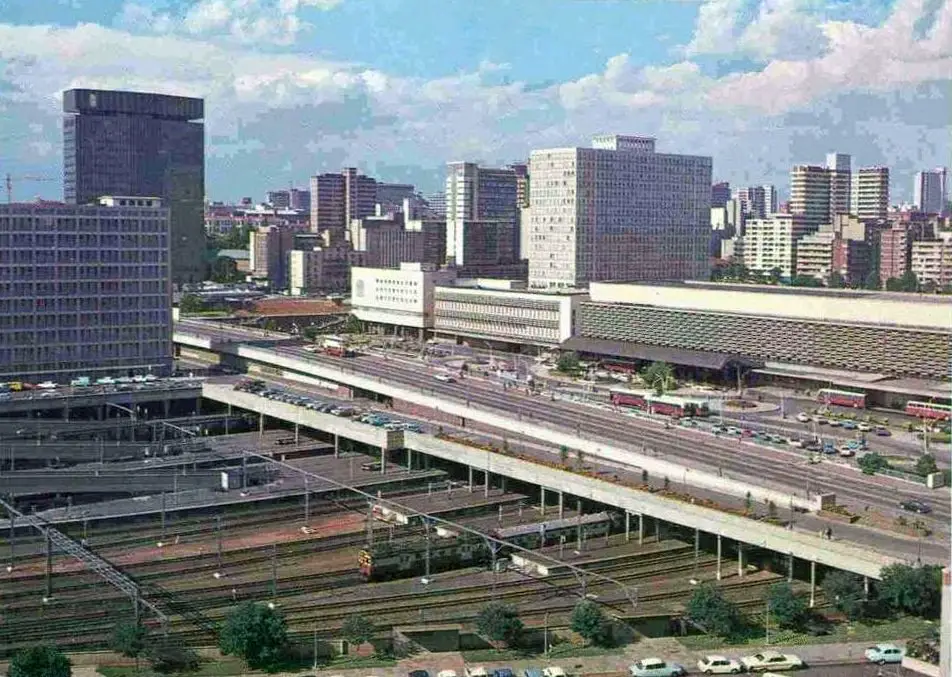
{"left": 697, "top": 656, "right": 742, "bottom": 674}
{"left": 465, "top": 668, "right": 489, "bottom": 677}
{"left": 740, "top": 651, "right": 805, "bottom": 672}
{"left": 788, "top": 438, "right": 804, "bottom": 448}
{"left": 438, "top": 672, "right": 459, "bottom": 677}
{"left": 36, "top": 381, "right": 58, "bottom": 390}
{"left": 796, "top": 412, "right": 810, "bottom": 423}
{"left": 827, "top": 419, "right": 841, "bottom": 427}
{"left": 434, "top": 373, "right": 456, "bottom": 383}
{"left": 857, "top": 422, "right": 872, "bottom": 432}
{"left": 542, "top": 668, "right": 566, "bottom": 677}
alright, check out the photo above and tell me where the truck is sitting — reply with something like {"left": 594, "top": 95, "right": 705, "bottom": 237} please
{"left": 321, "top": 336, "right": 354, "bottom": 358}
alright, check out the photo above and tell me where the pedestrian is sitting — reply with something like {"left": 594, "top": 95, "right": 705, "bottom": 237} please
{"left": 826, "top": 528, "right": 832, "bottom": 540}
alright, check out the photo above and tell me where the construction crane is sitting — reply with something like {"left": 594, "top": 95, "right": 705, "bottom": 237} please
{"left": 5, "top": 173, "right": 58, "bottom": 203}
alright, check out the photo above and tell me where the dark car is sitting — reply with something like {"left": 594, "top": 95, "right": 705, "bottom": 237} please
{"left": 494, "top": 669, "right": 515, "bottom": 677}
{"left": 409, "top": 671, "right": 429, "bottom": 677}
{"left": 899, "top": 499, "right": 932, "bottom": 514}
{"left": 875, "top": 427, "right": 892, "bottom": 436}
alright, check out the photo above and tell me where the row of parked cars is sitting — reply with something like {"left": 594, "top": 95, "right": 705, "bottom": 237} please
{"left": 794, "top": 411, "right": 891, "bottom": 435}
{"left": 707, "top": 423, "right": 868, "bottom": 457}
{"left": 233, "top": 379, "right": 424, "bottom": 433}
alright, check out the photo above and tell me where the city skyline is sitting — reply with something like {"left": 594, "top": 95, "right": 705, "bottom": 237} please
{"left": 0, "top": 0, "right": 949, "bottom": 202}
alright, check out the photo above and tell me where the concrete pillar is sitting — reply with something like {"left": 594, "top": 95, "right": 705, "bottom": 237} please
{"left": 863, "top": 576, "right": 869, "bottom": 601}
{"left": 294, "top": 422, "right": 300, "bottom": 445}
{"left": 638, "top": 513, "right": 644, "bottom": 545}
{"left": 45, "top": 531, "right": 52, "bottom": 598}
{"left": 625, "top": 512, "right": 631, "bottom": 542}
{"left": 195, "top": 398, "right": 202, "bottom": 416}
{"left": 8, "top": 513, "right": 15, "bottom": 571}
{"left": 716, "top": 534, "right": 722, "bottom": 580}
{"left": 788, "top": 554, "right": 794, "bottom": 583}
{"left": 258, "top": 412, "right": 264, "bottom": 437}
{"left": 500, "top": 475, "right": 507, "bottom": 492}
{"left": 694, "top": 528, "right": 700, "bottom": 566}
{"left": 483, "top": 469, "right": 489, "bottom": 497}
{"left": 334, "top": 434, "right": 340, "bottom": 458}
{"left": 809, "top": 560, "right": 816, "bottom": 608}
{"left": 468, "top": 466, "right": 474, "bottom": 492}
{"left": 540, "top": 486, "right": 545, "bottom": 515}
{"left": 407, "top": 449, "right": 413, "bottom": 471}
{"left": 737, "top": 543, "right": 744, "bottom": 578}
{"left": 940, "top": 567, "right": 950, "bottom": 677}
{"left": 63, "top": 405, "right": 69, "bottom": 421}
{"left": 380, "top": 448, "right": 386, "bottom": 475}
{"left": 96, "top": 405, "right": 104, "bottom": 421}
{"left": 163, "top": 399, "right": 170, "bottom": 418}
{"left": 304, "top": 478, "right": 310, "bottom": 522}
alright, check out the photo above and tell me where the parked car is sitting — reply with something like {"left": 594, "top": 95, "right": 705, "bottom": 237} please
{"left": 899, "top": 499, "right": 932, "bottom": 514}
{"left": 796, "top": 412, "right": 810, "bottom": 423}
{"left": 841, "top": 420, "right": 857, "bottom": 430}
{"left": 864, "top": 644, "right": 904, "bottom": 665}
{"left": 788, "top": 438, "right": 804, "bottom": 448}
{"left": 857, "top": 422, "right": 872, "bottom": 432}
{"left": 541, "top": 668, "right": 566, "bottom": 677}
{"left": 523, "top": 669, "right": 543, "bottom": 677}
{"left": 629, "top": 658, "right": 686, "bottom": 677}
{"left": 408, "top": 671, "right": 430, "bottom": 677}
{"left": 827, "top": 419, "right": 841, "bottom": 427}
{"left": 493, "top": 669, "right": 514, "bottom": 677}
{"left": 697, "top": 656, "right": 742, "bottom": 674}
{"left": 438, "top": 671, "right": 458, "bottom": 677}
{"left": 740, "top": 651, "right": 804, "bottom": 672}
{"left": 875, "top": 427, "right": 891, "bottom": 436}
{"left": 464, "top": 669, "right": 488, "bottom": 677}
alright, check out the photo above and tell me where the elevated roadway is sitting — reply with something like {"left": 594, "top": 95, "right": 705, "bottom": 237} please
{"left": 0, "top": 470, "right": 223, "bottom": 495}
{"left": 0, "top": 380, "right": 201, "bottom": 415}
{"left": 202, "top": 382, "right": 910, "bottom": 580}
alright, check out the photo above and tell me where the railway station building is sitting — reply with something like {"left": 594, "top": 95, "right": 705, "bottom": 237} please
{"left": 568, "top": 281, "right": 952, "bottom": 405}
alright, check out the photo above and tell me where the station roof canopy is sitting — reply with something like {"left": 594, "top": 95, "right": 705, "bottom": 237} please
{"left": 561, "top": 337, "right": 763, "bottom": 372}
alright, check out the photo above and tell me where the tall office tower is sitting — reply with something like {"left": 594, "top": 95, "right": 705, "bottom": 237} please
{"left": 763, "top": 184, "right": 778, "bottom": 215}
{"left": 711, "top": 182, "right": 731, "bottom": 208}
{"left": 444, "top": 161, "right": 519, "bottom": 266}
{"left": 735, "top": 186, "right": 768, "bottom": 218}
{"left": 0, "top": 196, "right": 172, "bottom": 382}
{"left": 914, "top": 168, "right": 948, "bottom": 214}
{"left": 343, "top": 167, "right": 378, "bottom": 229}
{"left": 289, "top": 187, "right": 310, "bottom": 212}
{"left": 825, "top": 152, "right": 852, "bottom": 217}
{"left": 375, "top": 182, "right": 417, "bottom": 214}
{"left": 851, "top": 166, "right": 890, "bottom": 220}
{"left": 266, "top": 190, "right": 291, "bottom": 209}
{"left": 790, "top": 165, "right": 832, "bottom": 229}
{"left": 249, "top": 225, "right": 297, "bottom": 289}
{"left": 527, "top": 134, "right": 711, "bottom": 289}
{"left": 63, "top": 89, "right": 205, "bottom": 285}
{"left": 879, "top": 224, "right": 910, "bottom": 282}
{"left": 309, "top": 173, "right": 346, "bottom": 234}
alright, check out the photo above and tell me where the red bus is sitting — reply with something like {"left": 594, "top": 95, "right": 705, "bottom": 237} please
{"left": 817, "top": 388, "right": 866, "bottom": 408}
{"left": 611, "top": 391, "right": 711, "bottom": 419}
{"left": 905, "top": 401, "right": 952, "bottom": 421}
{"left": 611, "top": 391, "right": 649, "bottom": 409}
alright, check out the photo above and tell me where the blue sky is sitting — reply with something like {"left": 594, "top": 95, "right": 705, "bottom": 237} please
{"left": 0, "top": 0, "right": 949, "bottom": 201}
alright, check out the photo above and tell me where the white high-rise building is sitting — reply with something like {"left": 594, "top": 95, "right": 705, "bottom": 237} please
{"left": 850, "top": 166, "right": 890, "bottom": 221}
{"left": 741, "top": 214, "right": 814, "bottom": 279}
{"left": 790, "top": 165, "right": 832, "bottom": 228}
{"left": 526, "top": 135, "right": 711, "bottom": 289}
{"left": 763, "top": 184, "right": 778, "bottom": 215}
{"left": 914, "top": 168, "right": 948, "bottom": 214}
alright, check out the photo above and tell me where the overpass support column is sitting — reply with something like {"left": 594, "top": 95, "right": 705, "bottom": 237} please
{"left": 258, "top": 412, "right": 264, "bottom": 438}
{"left": 716, "top": 535, "right": 722, "bottom": 580}
{"left": 625, "top": 512, "right": 631, "bottom": 542}
{"left": 809, "top": 561, "right": 816, "bottom": 608}
{"left": 788, "top": 554, "right": 794, "bottom": 582}
{"left": 44, "top": 531, "right": 52, "bottom": 598}
{"left": 96, "top": 405, "right": 104, "bottom": 421}
{"left": 8, "top": 514, "right": 15, "bottom": 572}
{"left": 558, "top": 491, "right": 564, "bottom": 519}
{"left": 294, "top": 422, "right": 300, "bottom": 445}
{"left": 737, "top": 543, "right": 744, "bottom": 578}
{"left": 380, "top": 448, "right": 387, "bottom": 475}
{"left": 483, "top": 469, "right": 489, "bottom": 497}
{"left": 406, "top": 449, "right": 413, "bottom": 471}
{"left": 638, "top": 513, "right": 644, "bottom": 545}
{"left": 334, "top": 434, "right": 340, "bottom": 458}
{"left": 195, "top": 397, "right": 202, "bottom": 416}
{"left": 163, "top": 399, "right": 170, "bottom": 418}
{"left": 500, "top": 475, "right": 506, "bottom": 492}
{"left": 863, "top": 576, "right": 869, "bottom": 601}
{"left": 468, "top": 466, "right": 474, "bottom": 492}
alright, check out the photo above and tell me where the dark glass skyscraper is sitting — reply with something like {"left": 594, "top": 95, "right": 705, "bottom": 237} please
{"left": 63, "top": 88, "right": 206, "bottom": 284}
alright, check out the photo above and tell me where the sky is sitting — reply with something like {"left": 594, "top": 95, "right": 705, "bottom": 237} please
{"left": 0, "top": 0, "right": 949, "bottom": 202}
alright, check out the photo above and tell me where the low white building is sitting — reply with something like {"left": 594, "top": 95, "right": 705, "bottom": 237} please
{"left": 350, "top": 263, "right": 458, "bottom": 329}
{"left": 433, "top": 282, "right": 587, "bottom": 348}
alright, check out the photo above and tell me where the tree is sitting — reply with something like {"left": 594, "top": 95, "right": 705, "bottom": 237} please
{"left": 341, "top": 614, "right": 376, "bottom": 647}
{"left": 768, "top": 266, "right": 783, "bottom": 285}
{"left": 821, "top": 570, "right": 866, "bottom": 620}
{"left": 219, "top": 601, "right": 289, "bottom": 669}
{"left": 915, "top": 454, "right": 939, "bottom": 477}
{"left": 556, "top": 352, "right": 580, "bottom": 374}
{"left": 575, "top": 449, "right": 585, "bottom": 469}
{"left": 475, "top": 602, "right": 523, "bottom": 646}
{"left": 885, "top": 276, "right": 904, "bottom": 292}
{"left": 663, "top": 476, "right": 671, "bottom": 491}
{"left": 210, "top": 256, "right": 243, "bottom": 283}
{"left": 878, "top": 564, "right": 942, "bottom": 618}
{"left": 863, "top": 270, "right": 882, "bottom": 290}
{"left": 179, "top": 294, "right": 204, "bottom": 315}
{"left": 9, "top": 646, "right": 72, "bottom": 677}
{"left": 767, "top": 582, "right": 807, "bottom": 629}
{"left": 112, "top": 621, "right": 149, "bottom": 673}
{"left": 641, "top": 361, "right": 676, "bottom": 395}
{"left": 147, "top": 640, "right": 200, "bottom": 674}
{"left": 570, "top": 600, "right": 610, "bottom": 645}
{"left": 641, "top": 469, "right": 649, "bottom": 484}
{"left": 827, "top": 271, "right": 847, "bottom": 288}
{"left": 791, "top": 274, "right": 823, "bottom": 288}
{"left": 343, "top": 314, "right": 363, "bottom": 334}
{"left": 686, "top": 584, "right": 743, "bottom": 637}
{"left": 858, "top": 452, "right": 890, "bottom": 475}
{"left": 899, "top": 269, "right": 920, "bottom": 293}
{"left": 558, "top": 445, "right": 569, "bottom": 466}
{"left": 922, "top": 280, "right": 938, "bottom": 294}
{"left": 744, "top": 491, "right": 753, "bottom": 512}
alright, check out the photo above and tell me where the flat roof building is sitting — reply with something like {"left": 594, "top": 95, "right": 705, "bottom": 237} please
{"left": 351, "top": 263, "right": 458, "bottom": 329}
{"left": 0, "top": 197, "right": 172, "bottom": 382}
{"left": 63, "top": 88, "right": 205, "bottom": 286}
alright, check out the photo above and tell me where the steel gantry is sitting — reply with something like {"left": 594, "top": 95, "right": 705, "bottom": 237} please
{"left": 0, "top": 495, "right": 168, "bottom": 625}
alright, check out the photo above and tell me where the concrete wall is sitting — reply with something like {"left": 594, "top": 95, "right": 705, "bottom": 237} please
{"left": 588, "top": 282, "right": 951, "bottom": 330}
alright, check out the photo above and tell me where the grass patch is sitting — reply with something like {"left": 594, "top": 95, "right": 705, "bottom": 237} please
{"left": 676, "top": 616, "right": 937, "bottom": 650}
{"left": 98, "top": 658, "right": 246, "bottom": 677}
{"left": 318, "top": 655, "right": 398, "bottom": 669}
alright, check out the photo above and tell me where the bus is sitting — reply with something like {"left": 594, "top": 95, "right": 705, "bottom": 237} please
{"left": 610, "top": 391, "right": 711, "bottom": 419}
{"left": 817, "top": 388, "right": 866, "bottom": 408}
{"left": 905, "top": 401, "right": 952, "bottom": 421}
